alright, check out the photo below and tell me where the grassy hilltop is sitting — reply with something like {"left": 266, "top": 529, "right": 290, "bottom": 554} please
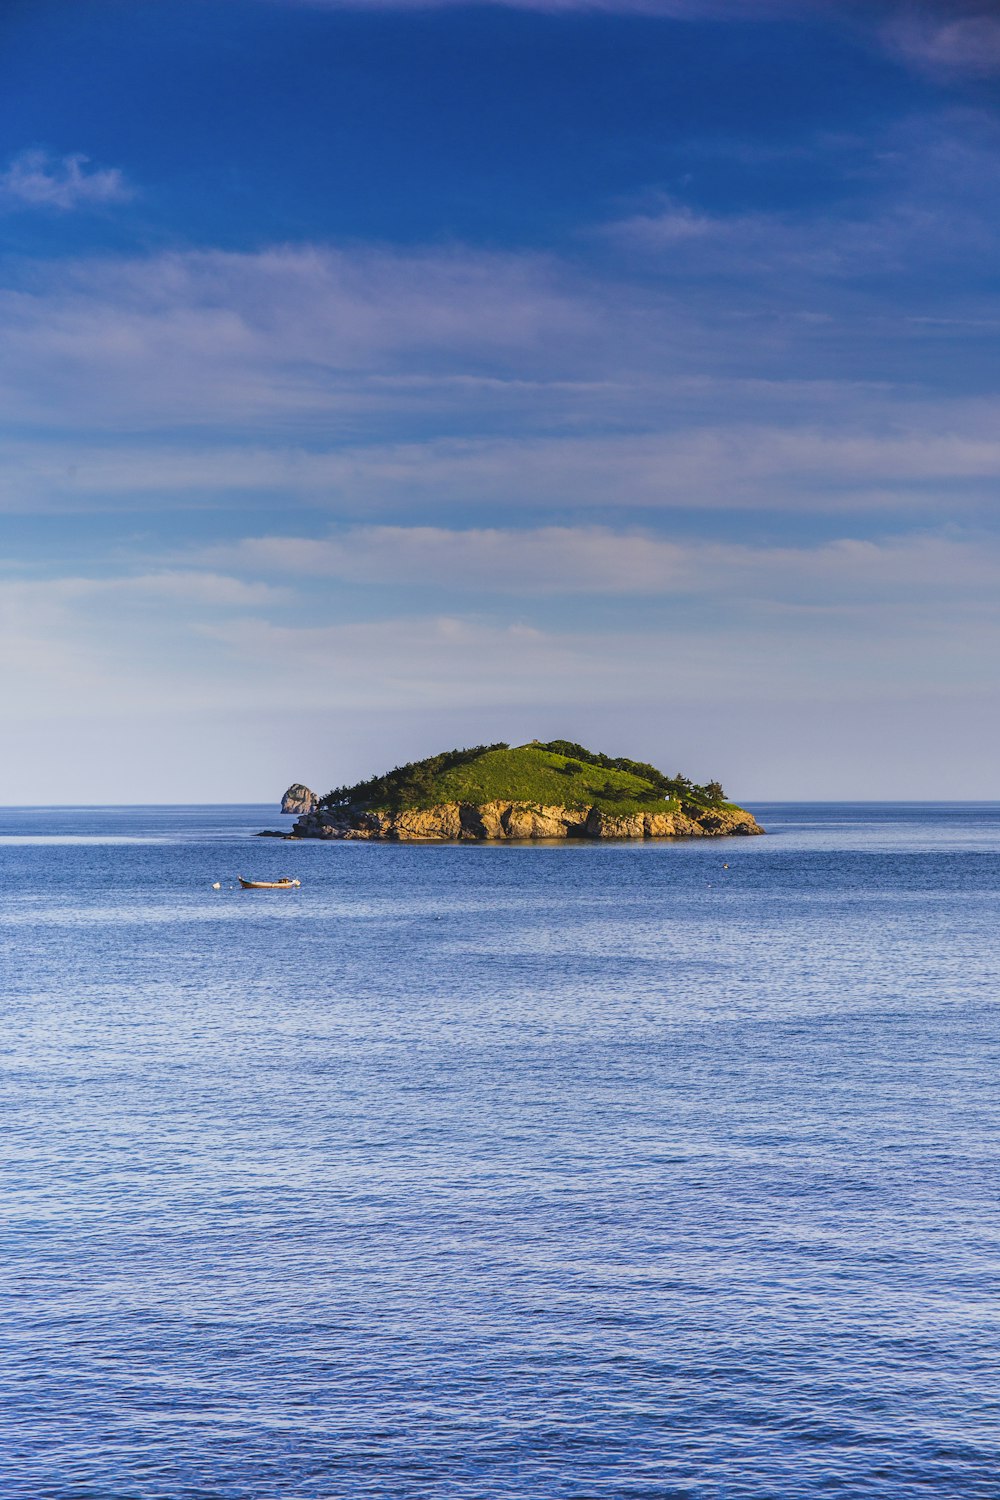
{"left": 321, "top": 740, "right": 736, "bottom": 819}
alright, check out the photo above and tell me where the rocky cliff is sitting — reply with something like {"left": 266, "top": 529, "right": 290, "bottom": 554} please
{"left": 281, "top": 783, "right": 318, "bottom": 814}
{"left": 289, "top": 800, "right": 762, "bottom": 842}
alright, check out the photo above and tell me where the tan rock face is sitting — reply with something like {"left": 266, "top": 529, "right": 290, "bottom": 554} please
{"left": 467, "top": 802, "right": 504, "bottom": 839}
{"left": 393, "top": 805, "right": 463, "bottom": 841}
{"left": 644, "top": 813, "right": 676, "bottom": 837}
{"left": 501, "top": 804, "right": 580, "bottom": 839}
{"left": 281, "top": 783, "right": 318, "bottom": 814}
{"left": 290, "top": 800, "right": 763, "bottom": 841}
{"left": 585, "top": 809, "right": 646, "bottom": 839}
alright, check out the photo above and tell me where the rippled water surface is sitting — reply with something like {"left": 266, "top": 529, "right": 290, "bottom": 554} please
{"left": 3, "top": 803, "right": 1000, "bottom": 1498}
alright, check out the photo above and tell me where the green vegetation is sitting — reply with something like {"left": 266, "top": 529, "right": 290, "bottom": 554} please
{"left": 321, "top": 741, "right": 730, "bottom": 816}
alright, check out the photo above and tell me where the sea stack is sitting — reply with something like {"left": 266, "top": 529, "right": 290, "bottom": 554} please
{"left": 281, "top": 783, "right": 319, "bottom": 815}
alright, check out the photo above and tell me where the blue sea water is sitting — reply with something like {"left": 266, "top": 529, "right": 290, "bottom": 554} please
{"left": 3, "top": 803, "right": 1000, "bottom": 1499}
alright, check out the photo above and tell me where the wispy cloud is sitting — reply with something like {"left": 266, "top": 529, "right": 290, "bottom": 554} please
{"left": 0, "top": 150, "right": 133, "bottom": 211}
{"left": 199, "top": 590, "right": 1000, "bottom": 715}
{"left": 108, "top": 571, "right": 285, "bottom": 607}
{"left": 274, "top": 1, "right": 798, "bottom": 13}
{"left": 604, "top": 108, "right": 1000, "bottom": 279}
{"left": 200, "top": 524, "right": 1000, "bottom": 606}
{"left": 270, "top": 0, "right": 1000, "bottom": 87}
{"left": 210, "top": 525, "right": 687, "bottom": 593}
{"left": 4, "top": 109, "right": 995, "bottom": 444}
{"left": 0, "top": 243, "right": 598, "bottom": 430}
{"left": 884, "top": 8, "right": 1000, "bottom": 78}
{"left": 5, "top": 403, "right": 1000, "bottom": 519}
{"left": 0, "top": 570, "right": 283, "bottom": 630}
{"left": 0, "top": 180, "right": 997, "bottom": 513}
{"left": 270, "top": 0, "right": 1000, "bottom": 76}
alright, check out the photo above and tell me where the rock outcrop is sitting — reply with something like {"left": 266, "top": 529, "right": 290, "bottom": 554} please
{"left": 281, "top": 783, "right": 319, "bottom": 815}
{"left": 289, "top": 800, "right": 762, "bottom": 842}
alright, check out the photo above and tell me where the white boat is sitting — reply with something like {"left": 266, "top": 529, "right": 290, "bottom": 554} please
{"left": 237, "top": 876, "right": 301, "bottom": 889}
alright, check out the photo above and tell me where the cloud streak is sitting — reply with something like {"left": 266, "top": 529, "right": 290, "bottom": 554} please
{"left": 604, "top": 108, "right": 1000, "bottom": 279}
{"left": 0, "top": 243, "right": 602, "bottom": 432}
{"left": 272, "top": 0, "right": 1000, "bottom": 83}
{"left": 1, "top": 168, "right": 999, "bottom": 525}
{"left": 199, "top": 524, "right": 1000, "bottom": 605}
{"left": 275, "top": 0, "right": 798, "bottom": 14}
{"left": 6, "top": 407, "right": 1000, "bottom": 519}
{"left": 0, "top": 150, "right": 133, "bottom": 211}
{"left": 884, "top": 7, "right": 1000, "bottom": 78}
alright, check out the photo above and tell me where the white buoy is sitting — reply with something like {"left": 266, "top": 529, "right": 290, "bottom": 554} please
{"left": 212, "top": 882, "right": 221, "bottom": 889}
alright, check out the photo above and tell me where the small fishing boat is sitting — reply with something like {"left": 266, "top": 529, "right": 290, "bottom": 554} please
{"left": 238, "top": 876, "right": 301, "bottom": 889}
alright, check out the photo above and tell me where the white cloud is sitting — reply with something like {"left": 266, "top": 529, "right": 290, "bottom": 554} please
{"left": 0, "top": 150, "right": 132, "bottom": 211}
{"left": 276, "top": 0, "right": 794, "bottom": 13}
{"left": 0, "top": 243, "right": 600, "bottom": 430}
{"left": 186, "top": 422, "right": 1000, "bottom": 511}
{"left": 0, "top": 572, "right": 282, "bottom": 609}
{"left": 1, "top": 114, "right": 992, "bottom": 456}
{"left": 116, "top": 571, "right": 285, "bottom": 607}
{"left": 885, "top": 11, "right": 1000, "bottom": 77}
{"left": 198, "top": 588, "right": 1000, "bottom": 717}
{"left": 605, "top": 195, "right": 849, "bottom": 273}
{"left": 271, "top": 0, "right": 1000, "bottom": 72}
{"left": 0, "top": 153, "right": 997, "bottom": 520}
{"left": 211, "top": 525, "right": 687, "bottom": 592}
{"left": 201, "top": 524, "right": 1000, "bottom": 605}
{"left": 277, "top": 0, "right": 1000, "bottom": 68}
{"left": 700, "top": 532, "right": 1000, "bottom": 604}
{"left": 5, "top": 401, "right": 1000, "bottom": 519}
{"left": 604, "top": 117, "right": 1000, "bottom": 276}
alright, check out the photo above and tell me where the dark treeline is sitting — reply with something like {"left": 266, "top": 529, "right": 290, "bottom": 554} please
{"left": 321, "top": 744, "right": 509, "bottom": 812}
{"left": 536, "top": 741, "right": 725, "bottom": 807}
{"left": 319, "top": 740, "right": 725, "bottom": 814}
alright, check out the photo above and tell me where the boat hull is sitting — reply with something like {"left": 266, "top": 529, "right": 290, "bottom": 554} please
{"left": 238, "top": 877, "right": 300, "bottom": 889}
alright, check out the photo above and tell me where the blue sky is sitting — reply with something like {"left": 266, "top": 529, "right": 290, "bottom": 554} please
{"left": 2, "top": 0, "right": 1000, "bottom": 800}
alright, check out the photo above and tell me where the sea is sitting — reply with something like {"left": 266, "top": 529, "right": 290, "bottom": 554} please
{"left": 2, "top": 802, "right": 1000, "bottom": 1499}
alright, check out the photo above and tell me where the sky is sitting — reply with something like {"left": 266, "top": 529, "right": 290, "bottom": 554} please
{"left": 2, "top": 0, "right": 1000, "bottom": 802}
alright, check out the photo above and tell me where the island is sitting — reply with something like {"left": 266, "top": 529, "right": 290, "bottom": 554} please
{"left": 279, "top": 740, "right": 763, "bottom": 841}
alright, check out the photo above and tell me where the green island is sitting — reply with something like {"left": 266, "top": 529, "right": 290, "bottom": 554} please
{"left": 281, "top": 740, "right": 763, "bottom": 841}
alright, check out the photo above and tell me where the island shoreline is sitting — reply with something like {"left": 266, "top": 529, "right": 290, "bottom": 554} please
{"left": 281, "top": 798, "right": 763, "bottom": 842}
